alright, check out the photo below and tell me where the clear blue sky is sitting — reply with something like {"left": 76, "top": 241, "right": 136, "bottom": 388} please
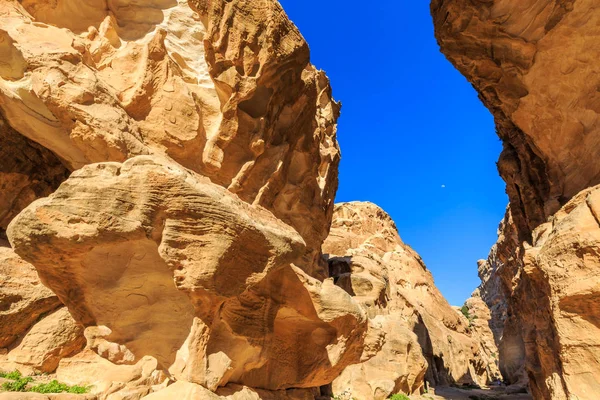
{"left": 279, "top": 0, "right": 508, "bottom": 306}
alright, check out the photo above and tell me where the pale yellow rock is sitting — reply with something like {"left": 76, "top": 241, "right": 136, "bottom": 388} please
{"left": 0, "top": 0, "right": 340, "bottom": 266}
{"left": 56, "top": 349, "right": 168, "bottom": 400}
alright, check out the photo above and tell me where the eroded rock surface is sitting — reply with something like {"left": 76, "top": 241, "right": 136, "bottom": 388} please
{"left": 0, "top": 246, "right": 61, "bottom": 350}
{"left": 8, "top": 156, "right": 367, "bottom": 391}
{"left": 432, "top": 1, "right": 600, "bottom": 398}
{"left": 323, "top": 202, "right": 492, "bottom": 399}
{"left": 0, "top": 0, "right": 340, "bottom": 267}
{"left": 516, "top": 186, "right": 600, "bottom": 398}
{"left": 476, "top": 208, "right": 527, "bottom": 387}
{"left": 431, "top": 0, "right": 600, "bottom": 241}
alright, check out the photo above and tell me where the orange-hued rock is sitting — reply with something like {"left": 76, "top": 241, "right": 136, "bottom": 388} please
{"left": 1, "top": 307, "right": 85, "bottom": 374}
{"left": 0, "top": 246, "right": 61, "bottom": 349}
{"left": 515, "top": 186, "right": 600, "bottom": 399}
{"left": 0, "top": 0, "right": 340, "bottom": 264}
{"left": 477, "top": 208, "right": 527, "bottom": 387}
{"left": 431, "top": 0, "right": 600, "bottom": 241}
{"left": 0, "top": 114, "right": 69, "bottom": 241}
{"left": 323, "top": 202, "right": 493, "bottom": 398}
{"left": 8, "top": 156, "right": 367, "bottom": 391}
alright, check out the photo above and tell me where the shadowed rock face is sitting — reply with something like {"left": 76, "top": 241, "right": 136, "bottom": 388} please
{"left": 323, "top": 202, "right": 493, "bottom": 399}
{"left": 0, "top": 113, "right": 70, "bottom": 240}
{"left": 432, "top": 1, "right": 600, "bottom": 398}
{"left": 431, "top": 0, "right": 600, "bottom": 241}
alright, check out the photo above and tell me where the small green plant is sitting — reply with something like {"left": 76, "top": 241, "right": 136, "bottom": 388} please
{"left": 2, "top": 376, "right": 33, "bottom": 392}
{"left": 0, "top": 370, "right": 23, "bottom": 380}
{"left": 460, "top": 305, "right": 479, "bottom": 326}
{"left": 389, "top": 394, "right": 410, "bottom": 400}
{"left": 29, "top": 380, "right": 90, "bottom": 394}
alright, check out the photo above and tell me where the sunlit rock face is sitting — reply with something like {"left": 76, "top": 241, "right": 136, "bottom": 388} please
{"left": 8, "top": 156, "right": 367, "bottom": 391}
{"left": 432, "top": 1, "right": 600, "bottom": 398}
{"left": 323, "top": 202, "right": 494, "bottom": 399}
{"left": 0, "top": 0, "right": 340, "bottom": 270}
{"left": 0, "top": 0, "right": 370, "bottom": 395}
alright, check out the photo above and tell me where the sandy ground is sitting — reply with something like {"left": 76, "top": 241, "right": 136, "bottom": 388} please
{"left": 412, "top": 386, "right": 532, "bottom": 400}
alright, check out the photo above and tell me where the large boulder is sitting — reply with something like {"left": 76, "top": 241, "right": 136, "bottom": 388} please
{"left": 8, "top": 156, "right": 367, "bottom": 391}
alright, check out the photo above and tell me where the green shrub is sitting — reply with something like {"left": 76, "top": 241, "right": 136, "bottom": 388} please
{"left": 0, "top": 370, "right": 23, "bottom": 380}
{"left": 389, "top": 394, "right": 410, "bottom": 400}
{"left": 2, "top": 377, "right": 33, "bottom": 392}
{"left": 29, "top": 380, "right": 90, "bottom": 394}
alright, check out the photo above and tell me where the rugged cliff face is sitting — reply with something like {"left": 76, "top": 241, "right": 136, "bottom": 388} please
{"left": 0, "top": 0, "right": 356, "bottom": 397}
{"left": 323, "top": 202, "right": 493, "bottom": 399}
{"left": 432, "top": 1, "right": 600, "bottom": 398}
{"left": 476, "top": 208, "right": 527, "bottom": 387}
{"left": 431, "top": 0, "right": 600, "bottom": 241}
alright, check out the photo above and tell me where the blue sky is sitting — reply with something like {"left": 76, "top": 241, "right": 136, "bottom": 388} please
{"left": 279, "top": 0, "right": 508, "bottom": 305}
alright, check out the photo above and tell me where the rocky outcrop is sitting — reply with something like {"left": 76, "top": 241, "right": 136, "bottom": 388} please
{"left": 323, "top": 202, "right": 493, "bottom": 399}
{"left": 516, "top": 186, "right": 600, "bottom": 398}
{"left": 432, "top": 1, "right": 600, "bottom": 398}
{"left": 431, "top": 0, "right": 600, "bottom": 241}
{"left": 0, "top": 0, "right": 340, "bottom": 269}
{"left": 0, "top": 0, "right": 353, "bottom": 395}
{"left": 8, "top": 156, "right": 367, "bottom": 391}
{"left": 459, "top": 291, "right": 502, "bottom": 384}
{"left": 0, "top": 246, "right": 62, "bottom": 350}
{"left": 476, "top": 208, "right": 527, "bottom": 386}
{"left": 2, "top": 307, "right": 85, "bottom": 374}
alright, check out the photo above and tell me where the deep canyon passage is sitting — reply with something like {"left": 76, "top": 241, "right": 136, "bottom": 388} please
{"left": 1, "top": 1, "right": 600, "bottom": 400}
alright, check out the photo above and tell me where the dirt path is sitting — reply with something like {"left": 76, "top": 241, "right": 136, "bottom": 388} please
{"left": 413, "top": 386, "right": 532, "bottom": 400}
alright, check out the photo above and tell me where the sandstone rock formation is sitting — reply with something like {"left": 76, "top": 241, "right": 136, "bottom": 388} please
{"left": 432, "top": 1, "right": 600, "bottom": 398}
{"left": 0, "top": 0, "right": 366, "bottom": 396}
{"left": 323, "top": 202, "right": 492, "bottom": 399}
{"left": 459, "top": 292, "right": 502, "bottom": 384}
{"left": 0, "top": 246, "right": 61, "bottom": 350}
{"left": 518, "top": 186, "right": 600, "bottom": 398}
{"left": 3, "top": 307, "right": 85, "bottom": 374}
{"left": 432, "top": 0, "right": 600, "bottom": 241}
{"left": 476, "top": 208, "right": 527, "bottom": 387}
{"left": 8, "top": 156, "right": 367, "bottom": 391}
{"left": 0, "top": 0, "right": 340, "bottom": 270}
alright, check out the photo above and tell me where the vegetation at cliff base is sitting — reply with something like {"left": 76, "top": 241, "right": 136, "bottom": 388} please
{"left": 0, "top": 370, "right": 90, "bottom": 394}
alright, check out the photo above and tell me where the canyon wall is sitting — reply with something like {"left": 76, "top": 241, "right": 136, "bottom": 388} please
{"left": 0, "top": 0, "right": 499, "bottom": 398}
{"left": 432, "top": 1, "right": 600, "bottom": 398}
{"left": 323, "top": 202, "right": 495, "bottom": 399}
